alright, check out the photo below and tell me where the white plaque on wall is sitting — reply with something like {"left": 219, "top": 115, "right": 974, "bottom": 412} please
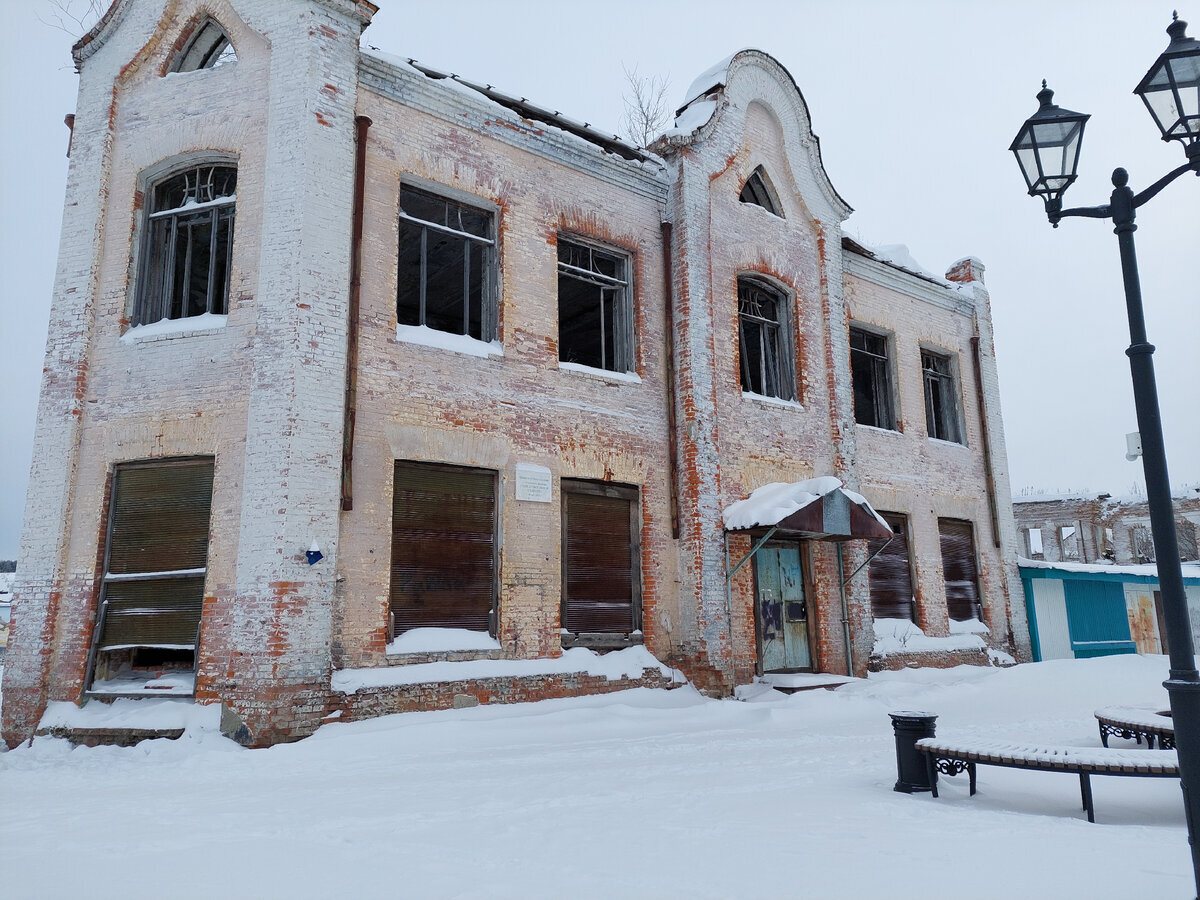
{"left": 515, "top": 463, "right": 553, "bottom": 503}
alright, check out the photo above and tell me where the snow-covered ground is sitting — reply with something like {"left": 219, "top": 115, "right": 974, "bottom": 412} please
{"left": 1, "top": 655, "right": 1192, "bottom": 898}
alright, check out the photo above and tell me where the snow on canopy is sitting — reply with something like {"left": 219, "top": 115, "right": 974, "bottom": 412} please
{"left": 722, "top": 476, "right": 890, "bottom": 534}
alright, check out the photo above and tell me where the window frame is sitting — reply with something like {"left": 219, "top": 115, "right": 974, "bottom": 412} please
{"left": 849, "top": 323, "right": 897, "bottom": 430}
{"left": 737, "top": 275, "right": 795, "bottom": 402}
{"left": 739, "top": 166, "right": 784, "bottom": 217}
{"left": 560, "top": 479, "right": 642, "bottom": 648}
{"left": 556, "top": 235, "right": 635, "bottom": 374}
{"left": 132, "top": 154, "right": 238, "bottom": 328}
{"left": 397, "top": 181, "right": 499, "bottom": 343}
{"left": 169, "top": 19, "right": 237, "bottom": 73}
{"left": 921, "top": 347, "right": 964, "bottom": 444}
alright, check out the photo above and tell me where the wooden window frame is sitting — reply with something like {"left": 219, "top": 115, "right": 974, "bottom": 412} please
{"left": 556, "top": 236, "right": 635, "bottom": 374}
{"left": 737, "top": 276, "right": 795, "bottom": 401}
{"left": 739, "top": 166, "right": 784, "bottom": 217}
{"left": 850, "top": 324, "right": 897, "bottom": 429}
{"left": 560, "top": 479, "right": 642, "bottom": 649}
{"left": 921, "top": 348, "right": 964, "bottom": 444}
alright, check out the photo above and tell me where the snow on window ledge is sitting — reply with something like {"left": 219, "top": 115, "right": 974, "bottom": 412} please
{"left": 396, "top": 324, "right": 502, "bottom": 358}
{"left": 857, "top": 423, "right": 902, "bottom": 436}
{"left": 928, "top": 437, "right": 968, "bottom": 449}
{"left": 948, "top": 617, "right": 990, "bottom": 635}
{"left": 558, "top": 361, "right": 642, "bottom": 384}
{"left": 120, "top": 313, "right": 228, "bottom": 344}
{"left": 742, "top": 391, "right": 802, "bottom": 411}
{"left": 386, "top": 627, "right": 501, "bottom": 655}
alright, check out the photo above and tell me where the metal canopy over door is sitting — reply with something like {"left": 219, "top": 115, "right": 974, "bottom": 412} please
{"left": 89, "top": 458, "right": 215, "bottom": 687}
{"left": 391, "top": 461, "right": 497, "bottom": 635}
{"left": 755, "top": 543, "right": 811, "bottom": 671}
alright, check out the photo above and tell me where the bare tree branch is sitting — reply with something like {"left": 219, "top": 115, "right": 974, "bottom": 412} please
{"left": 621, "top": 64, "right": 671, "bottom": 149}
{"left": 37, "top": 0, "right": 106, "bottom": 38}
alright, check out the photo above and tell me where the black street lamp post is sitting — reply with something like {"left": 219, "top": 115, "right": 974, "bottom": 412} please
{"left": 1011, "top": 12, "right": 1200, "bottom": 894}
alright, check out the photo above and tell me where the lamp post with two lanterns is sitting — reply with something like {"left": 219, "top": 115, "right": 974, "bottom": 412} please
{"left": 1010, "top": 11, "right": 1200, "bottom": 893}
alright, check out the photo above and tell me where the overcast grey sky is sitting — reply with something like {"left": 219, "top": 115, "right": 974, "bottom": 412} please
{"left": 2, "top": 0, "right": 1197, "bottom": 558}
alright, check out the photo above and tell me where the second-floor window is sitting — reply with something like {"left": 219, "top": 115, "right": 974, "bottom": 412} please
{"left": 398, "top": 185, "right": 497, "bottom": 342}
{"left": 921, "top": 349, "right": 963, "bottom": 443}
{"left": 557, "top": 238, "right": 633, "bottom": 373}
{"left": 135, "top": 163, "right": 236, "bottom": 326}
{"left": 850, "top": 326, "right": 895, "bottom": 429}
{"left": 738, "top": 277, "right": 794, "bottom": 401}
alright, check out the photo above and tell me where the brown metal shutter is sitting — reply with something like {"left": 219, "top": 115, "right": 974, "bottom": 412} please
{"left": 939, "top": 518, "right": 982, "bottom": 621}
{"left": 868, "top": 513, "right": 915, "bottom": 621}
{"left": 391, "top": 462, "right": 496, "bottom": 634}
{"left": 563, "top": 491, "right": 636, "bottom": 633}
{"left": 95, "top": 460, "right": 214, "bottom": 651}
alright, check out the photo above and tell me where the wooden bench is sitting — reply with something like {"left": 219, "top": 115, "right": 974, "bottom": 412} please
{"left": 1095, "top": 705, "right": 1174, "bottom": 750}
{"left": 916, "top": 738, "right": 1179, "bottom": 823}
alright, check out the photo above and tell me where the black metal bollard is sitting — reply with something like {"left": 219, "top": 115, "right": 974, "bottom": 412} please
{"left": 891, "top": 711, "right": 937, "bottom": 793}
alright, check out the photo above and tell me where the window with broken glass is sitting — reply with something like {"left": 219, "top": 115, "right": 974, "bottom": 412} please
{"left": 850, "top": 326, "right": 895, "bottom": 429}
{"left": 398, "top": 185, "right": 496, "bottom": 341}
{"left": 557, "top": 238, "right": 633, "bottom": 373}
{"left": 738, "top": 277, "right": 794, "bottom": 401}
{"left": 135, "top": 164, "right": 236, "bottom": 326}
{"left": 739, "top": 167, "right": 782, "bottom": 217}
{"left": 169, "top": 19, "right": 237, "bottom": 73}
{"left": 921, "top": 349, "right": 963, "bottom": 443}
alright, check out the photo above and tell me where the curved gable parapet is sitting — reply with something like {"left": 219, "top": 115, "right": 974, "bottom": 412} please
{"left": 662, "top": 49, "right": 853, "bottom": 224}
{"left": 72, "top": 0, "right": 136, "bottom": 70}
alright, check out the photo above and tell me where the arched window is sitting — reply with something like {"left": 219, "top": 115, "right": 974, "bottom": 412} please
{"left": 739, "top": 167, "right": 783, "bottom": 217}
{"left": 135, "top": 163, "right": 236, "bottom": 325}
{"left": 169, "top": 19, "right": 237, "bottom": 73}
{"left": 737, "top": 276, "right": 794, "bottom": 400}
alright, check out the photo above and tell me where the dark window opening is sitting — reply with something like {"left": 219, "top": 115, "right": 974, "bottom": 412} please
{"left": 390, "top": 461, "right": 497, "bottom": 635}
{"left": 87, "top": 459, "right": 215, "bottom": 694}
{"left": 136, "top": 164, "right": 236, "bottom": 326}
{"left": 922, "top": 349, "right": 962, "bottom": 443}
{"left": 939, "top": 518, "right": 982, "bottom": 622}
{"left": 397, "top": 185, "right": 496, "bottom": 342}
{"left": 738, "top": 277, "right": 793, "bottom": 400}
{"left": 557, "top": 238, "right": 632, "bottom": 373}
{"left": 170, "top": 20, "right": 237, "bottom": 73}
{"left": 850, "top": 326, "right": 895, "bottom": 429}
{"left": 561, "top": 480, "right": 641, "bottom": 644}
{"left": 867, "top": 513, "right": 915, "bottom": 621}
{"left": 739, "top": 167, "right": 782, "bottom": 216}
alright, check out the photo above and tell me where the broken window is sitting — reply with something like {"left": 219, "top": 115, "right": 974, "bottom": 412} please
{"left": 1178, "top": 520, "right": 1199, "bottom": 561}
{"left": 738, "top": 277, "right": 794, "bottom": 400}
{"left": 170, "top": 19, "right": 237, "bottom": 73}
{"left": 1026, "top": 527, "right": 1044, "bottom": 559}
{"left": 739, "top": 166, "right": 782, "bottom": 216}
{"left": 1131, "top": 525, "right": 1155, "bottom": 562}
{"left": 87, "top": 459, "right": 214, "bottom": 695}
{"left": 557, "top": 238, "right": 633, "bottom": 372}
{"left": 561, "top": 480, "right": 641, "bottom": 645}
{"left": 390, "top": 461, "right": 497, "bottom": 635}
{"left": 1059, "top": 524, "right": 1080, "bottom": 560}
{"left": 921, "top": 349, "right": 963, "bottom": 443}
{"left": 398, "top": 185, "right": 497, "bottom": 341}
{"left": 939, "top": 518, "right": 982, "bottom": 622}
{"left": 850, "top": 326, "right": 895, "bottom": 429}
{"left": 867, "top": 513, "right": 915, "bottom": 621}
{"left": 135, "top": 163, "right": 236, "bottom": 325}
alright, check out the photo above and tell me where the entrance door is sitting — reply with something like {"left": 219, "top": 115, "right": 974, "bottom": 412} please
{"left": 755, "top": 544, "right": 811, "bottom": 672}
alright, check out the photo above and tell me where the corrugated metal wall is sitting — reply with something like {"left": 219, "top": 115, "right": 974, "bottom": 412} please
{"left": 1030, "top": 579, "right": 1072, "bottom": 660}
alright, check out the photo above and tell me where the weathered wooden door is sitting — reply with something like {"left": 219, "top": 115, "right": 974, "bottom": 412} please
{"left": 756, "top": 545, "right": 811, "bottom": 672}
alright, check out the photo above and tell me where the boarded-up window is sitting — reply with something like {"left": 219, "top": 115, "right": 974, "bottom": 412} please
{"left": 939, "top": 518, "right": 982, "bottom": 622}
{"left": 867, "top": 513, "right": 915, "bottom": 621}
{"left": 562, "top": 481, "right": 640, "bottom": 637}
{"left": 391, "top": 462, "right": 496, "bottom": 635}
{"left": 90, "top": 459, "right": 214, "bottom": 684}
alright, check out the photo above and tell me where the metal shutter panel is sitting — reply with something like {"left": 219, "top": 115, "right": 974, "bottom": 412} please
{"left": 390, "top": 462, "right": 496, "bottom": 634}
{"left": 564, "top": 492, "right": 634, "bottom": 633}
{"left": 939, "top": 518, "right": 982, "bottom": 621}
{"left": 868, "top": 514, "right": 915, "bottom": 621}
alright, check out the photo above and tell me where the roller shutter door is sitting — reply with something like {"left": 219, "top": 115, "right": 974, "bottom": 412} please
{"left": 939, "top": 518, "right": 982, "bottom": 622}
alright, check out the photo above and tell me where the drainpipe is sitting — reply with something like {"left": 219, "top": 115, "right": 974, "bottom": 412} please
{"left": 837, "top": 543, "right": 853, "bottom": 676}
{"left": 341, "top": 115, "right": 371, "bottom": 511}
{"left": 971, "top": 331, "right": 1001, "bottom": 548}
{"left": 660, "top": 222, "right": 680, "bottom": 539}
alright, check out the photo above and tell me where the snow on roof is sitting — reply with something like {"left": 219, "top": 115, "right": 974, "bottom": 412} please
{"left": 679, "top": 51, "right": 743, "bottom": 111}
{"left": 660, "top": 100, "right": 717, "bottom": 140}
{"left": 1018, "top": 556, "right": 1200, "bottom": 581}
{"left": 722, "top": 476, "right": 890, "bottom": 534}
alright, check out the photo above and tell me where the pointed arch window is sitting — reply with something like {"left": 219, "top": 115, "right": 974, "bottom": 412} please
{"left": 170, "top": 20, "right": 237, "bottom": 73}
{"left": 739, "top": 167, "right": 783, "bottom": 217}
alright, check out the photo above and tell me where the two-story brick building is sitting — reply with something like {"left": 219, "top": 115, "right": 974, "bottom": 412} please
{"left": 3, "top": 0, "right": 1026, "bottom": 748}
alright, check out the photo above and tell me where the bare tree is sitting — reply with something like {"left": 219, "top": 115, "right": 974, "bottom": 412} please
{"left": 38, "top": 0, "right": 106, "bottom": 37}
{"left": 621, "top": 64, "right": 671, "bottom": 149}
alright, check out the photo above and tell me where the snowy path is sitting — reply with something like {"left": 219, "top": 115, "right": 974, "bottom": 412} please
{"left": 1, "top": 655, "right": 1192, "bottom": 898}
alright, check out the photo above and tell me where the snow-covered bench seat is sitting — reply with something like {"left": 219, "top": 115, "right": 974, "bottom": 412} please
{"left": 1095, "top": 705, "right": 1175, "bottom": 750}
{"left": 916, "top": 738, "right": 1179, "bottom": 823}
